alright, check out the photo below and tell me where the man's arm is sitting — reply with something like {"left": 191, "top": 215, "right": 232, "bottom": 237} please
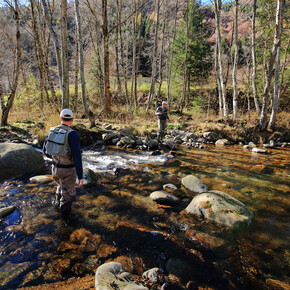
{"left": 68, "top": 131, "right": 83, "bottom": 184}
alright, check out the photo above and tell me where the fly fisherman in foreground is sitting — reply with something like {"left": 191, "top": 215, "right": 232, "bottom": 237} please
{"left": 43, "top": 109, "right": 83, "bottom": 226}
{"left": 155, "top": 101, "right": 170, "bottom": 142}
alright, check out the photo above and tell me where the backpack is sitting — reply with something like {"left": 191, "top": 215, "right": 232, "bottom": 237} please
{"left": 45, "top": 125, "right": 74, "bottom": 157}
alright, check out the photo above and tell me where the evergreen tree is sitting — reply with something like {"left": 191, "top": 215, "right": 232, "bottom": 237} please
{"left": 173, "top": 1, "right": 212, "bottom": 83}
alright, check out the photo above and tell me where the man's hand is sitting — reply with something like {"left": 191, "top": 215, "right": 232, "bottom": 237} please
{"left": 78, "top": 179, "right": 84, "bottom": 187}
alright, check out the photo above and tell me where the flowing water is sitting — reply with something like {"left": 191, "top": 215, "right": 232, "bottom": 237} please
{"left": 0, "top": 145, "right": 289, "bottom": 289}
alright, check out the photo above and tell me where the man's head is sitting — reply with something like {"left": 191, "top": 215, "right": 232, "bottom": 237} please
{"left": 162, "top": 101, "right": 168, "bottom": 108}
{"left": 60, "top": 108, "right": 74, "bottom": 125}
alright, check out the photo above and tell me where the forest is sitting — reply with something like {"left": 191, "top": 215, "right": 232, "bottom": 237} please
{"left": 0, "top": 0, "right": 289, "bottom": 131}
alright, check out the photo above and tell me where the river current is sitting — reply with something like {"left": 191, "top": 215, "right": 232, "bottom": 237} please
{"left": 0, "top": 145, "right": 289, "bottom": 289}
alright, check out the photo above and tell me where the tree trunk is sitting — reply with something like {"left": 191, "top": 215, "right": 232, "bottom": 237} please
{"left": 251, "top": 0, "right": 261, "bottom": 115}
{"left": 74, "top": 29, "right": 79, "bottom": 113}
{"left": 177, "top": 0, "right": 192, "bottom": 112}
{"left": 75, "top": 0, "right": 95, "bottom": 127}
{"left": 268, "top": 0, "right": 285, "bottom": 129}
{"left": 102, "top": 0, "right": 111, "bottom": 113}
{"left": 147, "top": 0, "right": 160, "bottom": 110}
{"left": 214, "top": 0, "right": 228, "bottom": 117}
{"left": 41, "top": 0, "right": 63, "bottom": 99}
{"left": 156, "top": 0, "right": 168, "bottom": 103}
{"left": 1, "top": 0, "right": 21, "bottom": 126}
{"left": 131, "top": 0, "right": 137, "bottom": 107}
{"left": 246, "top": 60, "right": 251, "bottom": 122}
{"left": 166, "top": 0, "right": 178, "bottom": 107}
{"left": 259, "top": 0, "right": 284, "bottom": 129}
{"left": 114, "top": 0, "right": 122, "bottom": 94}
{"left": 232, "top": 0, "right": 238, "bottom": 119}
{"left": 215, "top": 43, "right": 223, "bottom": 117}
{"left": 61, "top": 0, "right": 69, "bottom": 108}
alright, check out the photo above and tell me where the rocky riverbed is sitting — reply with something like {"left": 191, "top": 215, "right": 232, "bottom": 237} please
{"left": 0, "top": 123, "right": 289, "bottom": 289}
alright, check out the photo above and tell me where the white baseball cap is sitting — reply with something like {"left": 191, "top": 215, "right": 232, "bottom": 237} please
{"left": 60, "top": 108, "right": 74, "bottom": 118}
{"left": 162, "top": 101, "right": 168, "bottom": 105}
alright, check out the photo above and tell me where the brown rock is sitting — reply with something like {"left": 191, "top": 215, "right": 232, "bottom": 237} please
{"left": 97, "top": 244, "right": 117, "bottom": 259}
{"left": 52, "top": 258, "right": 72, "bottom": 274}
{"left": 57, "top": 241, "right": 79, "bottom": 252}
{"left": 71, "top": 263, "right": 86, "bottom": 275}
{"left": 70, "top": 229, "right": 93, "bottom": 244}
{"left": 252, "top": 165, "right": 274, "bottom": 174}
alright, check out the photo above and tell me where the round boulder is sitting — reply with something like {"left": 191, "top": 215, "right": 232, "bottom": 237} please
{"left": 181, "top": 175, "right": 208, "bottom": 194}
{"left": 0, "top": 143, "right": 46, "bottom": 181}
{"left": 185, "top": 190, "right": 253, "bottom": 229}
{"left": 95, "top": 262, "right": 148, "bottom": 289}
{"left": 150, "top": 191, "right": 179, "bottom": 204}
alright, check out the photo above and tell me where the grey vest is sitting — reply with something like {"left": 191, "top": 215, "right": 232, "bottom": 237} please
{"left": 45, "top": 125, "right": 74, "bottom": 161}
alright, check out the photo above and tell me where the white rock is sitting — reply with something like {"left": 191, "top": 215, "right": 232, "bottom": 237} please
{"left": 252, "top": 148, "right": 268, "bottom": 154}
{"left": 185, "top": 190, "right": 253, "bottom": 229}
{"left": 29, "top": 175, "right": 51, "bottom": 183}
{"left": 142, "top": 267, "right": 160, "bottom": 283}
{"left": 150, "top": 191, "right": 179, "bottom": 204}
{"left": 163, "top": 184, "right": 177, "bottom": 193}
{"left": 181, "top": 175, "right": 208, "bottom": 193}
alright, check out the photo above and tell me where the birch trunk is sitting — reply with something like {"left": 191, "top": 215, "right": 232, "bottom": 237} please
{"left": 214, "top": 0, "right": 228, "bottom": 116}
{"left": 268, "top": 0, "right": 285, "bottom": 129}
{"left": 232, "top": 0, "right": 238, "bottom": 119}
{"left": 61, "top": 0, "right": 69, "bottom": 108}
{"left": 215, "top": 43, "right": 223, "bottom": 117}
{"left": 251, "top": 0, "right": 261, "bottom": 115}
{"left": 75, "top": 0, "right": 95, "bottom": 127}
{"left": 74, "top": 30, "right": 79, "bottom": 113}
{"left": 259, "top": 0, "right": 284, "bottom": 129}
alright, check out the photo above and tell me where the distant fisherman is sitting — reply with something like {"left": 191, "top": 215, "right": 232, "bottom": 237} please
{"left": 155, "top": 101, "right": 170, "bottom": 142}
{"left": 43, "top": 109, "right": 83, "bottom": 226}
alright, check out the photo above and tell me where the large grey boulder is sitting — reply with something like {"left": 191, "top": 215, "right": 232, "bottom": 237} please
{"left": 83, "top": 168, "right": 100, "bottom": 185}
{"left": 185, "top": 190, "right": 253, "bottom": 229}
{"left": 181, "top": 175, "right": 208, "bottom": 193}
{"left": 95, "top": 262, "right": 148, "bottom": 290}
{"left": 150, "top": 191, "right": 179, "bottom": 204}
{"left": 0, "top": 143, "right": 46, "bottom": 181}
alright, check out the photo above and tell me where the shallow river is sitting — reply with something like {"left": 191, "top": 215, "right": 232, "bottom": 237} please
{"left": 0, "top": 145, "right": 289, "bottom": 289}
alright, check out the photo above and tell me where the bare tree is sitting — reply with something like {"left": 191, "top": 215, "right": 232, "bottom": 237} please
{"left": 268, "top": 0, "right": 286, "bottom": 129}
{"left": 251, "top": 0, "right": 261, "bottom": 115}
{"left": 61, "top": 0, "right": 69, "bottom": 108}
{"left": 1, "top": 0, "right": 21, "bottom": 126}
{"left": 75, "top": 0, "right": 95, "bottom": 127}
{"left": 259, "top": 0, "right": 284, "bottom": 129}
{"left": 102, "top": 0, "right": 111, "bottom": 113}
{"left": 232, "top": 0, "right": 238, "bottom": 119}
{"left": 166, "top": 0, "right": 179, "bottom": 107}
{"left": 147, "top": 0, "right": 160, "bottom": 110}
{"left": 214, "top": 0, "right": 228, "bottom": 117}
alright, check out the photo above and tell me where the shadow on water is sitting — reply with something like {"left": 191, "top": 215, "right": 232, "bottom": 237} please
{"left": 0, "top": 145, "right": 289, "bottom": 289}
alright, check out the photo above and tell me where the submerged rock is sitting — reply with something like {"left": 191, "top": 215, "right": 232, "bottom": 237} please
{"left": 163, "top": 183, "right": 177, "bottom": 193}
{"left": 248, "top": 142, "right": 257, "bottom": 147}
{"left": 185, "top": 190, "right": 253, "bottom": 229}
{"left": 215, "top": 139, "right": 230, "bottom": 146}
{"left": 150, "top": 191, "right": 179, "bottom": 204}
{"left": 83, "top": 168, "right": 100, "bottom": 185}
{"left": 0, "top": 206, "right": 16, "bottom": 218}
{"left": 142, "top": 267, "right": 161, "bottom": 283}
{"left": 29, "top": 175, "right": 51, "bottom": 183}
{"left": 0, "top": 143, "right": 46, "bottom": 181}
{"left": 181, "top": 175, "right": 208, "bottom": 194}
{"left": 95, "top": 262, "right": 148, "bottom": 289}
{"left": 252, "top": 148, "right": 268, "bottom": 154}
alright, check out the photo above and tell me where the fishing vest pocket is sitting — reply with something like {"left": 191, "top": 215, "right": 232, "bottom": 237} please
{"left": 45, "top": 127, "right": 69, "bottom": 156}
